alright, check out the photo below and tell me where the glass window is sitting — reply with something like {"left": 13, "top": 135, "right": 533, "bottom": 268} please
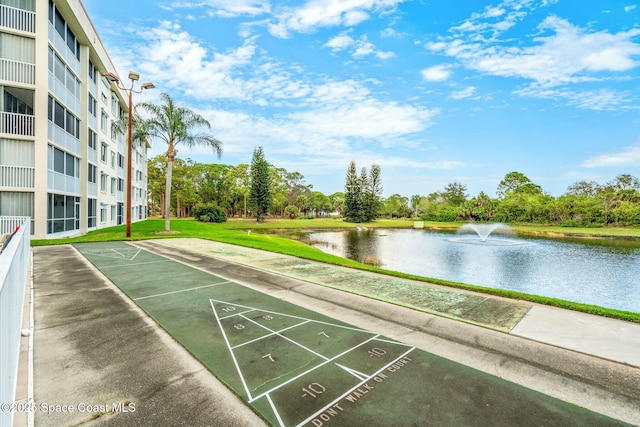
{"left": 54, "top": 8, "right": 65, "bottom": 38}
{"left": 53, "top": 147, "right": 64, "bottom": 173}
{"left": 65, "top": 152, "right": 74, "bottom": 176}
{"left": 88, "top": 163, "right": 96, "bottom": 183}
{"left": 88, "top": 130, "right": 97, "bottom": 150}
{"left": 88, "top": 198, "right": 96, "bottom": 228}
{"left": 54, "top": 101, "right": 64, "bottom": 128}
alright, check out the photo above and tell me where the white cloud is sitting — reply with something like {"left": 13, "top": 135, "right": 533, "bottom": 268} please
{"left": 166, "top": 0, "right": 271, "bottom": 17}
{"left": 380, "top": 27, "right": 401, "bottom": 38}
{"left": 624, "top": 5, "right": 637, "bottom": 12}
{"left": 450, "top": 86, "right": 477, "bottom": 99}
{"left": 582, "top": 142, "right": 640, "bottom": 167}
{"left": 324, "top": 33, "right": 355, "bottom": 51}
{"left": 325, "top": 33, "right": 394, "bottom": 59}
{"left": 425, "top": 1, "right": 640, "bottom": 110}
{"left": 267, "top": 0, "right": 405, "bottom": 38}
{"left": 421, "top": 64, "right": 452, "bottom": 82}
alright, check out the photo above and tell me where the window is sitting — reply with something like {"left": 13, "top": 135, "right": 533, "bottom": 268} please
{"left": 100, "top": 110, "right": 107, "bottom": 131}
{"left": 118, "top": 153, "right": 124, "bottom": 168}
{"left": 110, "top": 151, "right": 115, "bottom": 168}
{"left": 111, "top": 177, "right": 116, "bottom": 195}
{"left": 88, "top": 198, "right": 97, "bottom": 227}
{"left": 46, "top": 193, "right": 79, "bottom": 234}
{"left": 89, "top": 95, "right": 96, "bottom": 117}
{"left": 49, "top": 2, "right": 80, "bottom": 60}
{"left": 110, "top": 205, "right": 116, "bottom": 221}
{"left": 88, "top": 130, "right": 97, "bottom": 150}
{"left": 100, "top": 143, "right": 107, "bottom": 162}
{"left": 118, "top": 178, "right": 124, "bottom": 192}
{"left": 100, "top": 205, "right": 107, "bottom": 223}
{"left": 48, "top": 96, "right": 79, "bottom": 139}
{"left": 88, "top": 163, "right": 96, "bottom": 183}
{"left": 89, "top": 61, "right": 97, "bottom": 84}
{"left": 48, "top": 145, "right": 79, "bottom": 178}
{"left": 100, "top": 173, "right": 107, "bottom": 192}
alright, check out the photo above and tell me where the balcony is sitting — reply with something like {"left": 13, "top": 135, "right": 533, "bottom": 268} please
{"left": 0, "top": 165, "right": 34, "bottom": 188}
{"left": 0, "top": 112, "right": 33, "bottom": 136}
{"left": 0, "top": 4, "right": 35, "bottom": 34}
{"left": 0, "top": 58, "right": 35, "bottom": 85}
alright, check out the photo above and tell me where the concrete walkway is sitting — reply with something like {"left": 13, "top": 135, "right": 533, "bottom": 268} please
{"left": 24, "top": 239, "right": 640, "bottom": 426}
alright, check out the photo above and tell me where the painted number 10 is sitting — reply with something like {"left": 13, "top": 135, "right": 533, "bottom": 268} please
{"left": 301, "top": 383, "right": 326, "bottom": 398}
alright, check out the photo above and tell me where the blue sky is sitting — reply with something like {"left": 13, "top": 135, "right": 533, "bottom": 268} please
{"left": 82, "top": 0, "right": 640, "bottom": 198}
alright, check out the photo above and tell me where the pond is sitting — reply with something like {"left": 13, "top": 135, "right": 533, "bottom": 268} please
{"left": 304, "top": 228, "right": 640, "bottom": 313}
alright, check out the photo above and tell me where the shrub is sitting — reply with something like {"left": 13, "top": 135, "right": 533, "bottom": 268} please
{"left": 192, "top": 203, "right": 227, "bottom": 223}
{"left": 284, "top": 205, "right": 299, "bottom": 219}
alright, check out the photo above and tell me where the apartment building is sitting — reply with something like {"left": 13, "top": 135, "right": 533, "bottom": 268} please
{"left": 0, "top": 0, "right": 148, "bottom": 239}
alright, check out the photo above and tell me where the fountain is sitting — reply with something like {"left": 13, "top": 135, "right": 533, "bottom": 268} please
{"left": 451, "top": 223, "right": 523, "bottom": 246}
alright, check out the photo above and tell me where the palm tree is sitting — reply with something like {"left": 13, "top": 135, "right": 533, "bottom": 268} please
{"left": 139, "top": 93, "right": 222, "bottom": 231}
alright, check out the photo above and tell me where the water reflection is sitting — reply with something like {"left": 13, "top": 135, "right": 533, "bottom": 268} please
{"left": 305, "top": 229, "right": 640, "bottom": 313}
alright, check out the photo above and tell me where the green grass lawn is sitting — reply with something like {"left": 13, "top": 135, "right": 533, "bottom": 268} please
{"left": 31, "top": 217, "right": 640, "bottom": 322}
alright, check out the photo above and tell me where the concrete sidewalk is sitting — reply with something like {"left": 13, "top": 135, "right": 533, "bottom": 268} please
{"left": 24, "top": 239, "right": 640, "bottom": 426}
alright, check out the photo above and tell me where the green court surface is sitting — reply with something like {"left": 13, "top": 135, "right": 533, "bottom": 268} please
{"left": 73, "top": 242, "right": 630, "bottom": 427}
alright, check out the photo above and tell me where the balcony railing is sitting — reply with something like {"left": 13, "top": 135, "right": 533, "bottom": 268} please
{"left": 0, "top": 165, "right": 34, "bottom": 188}
{"left": 1, "top": 112, "right": 34, "bottom": 137}
{"left": 0, "top": 4, "right": 35, "bottom": 33}
{"left": 0, "top": 58, "right": 35, "bottom": 85}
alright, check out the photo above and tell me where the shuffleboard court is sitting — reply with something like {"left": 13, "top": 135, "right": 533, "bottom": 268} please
{"left": 73, "top": 241, "right": 630, "bottom": 427}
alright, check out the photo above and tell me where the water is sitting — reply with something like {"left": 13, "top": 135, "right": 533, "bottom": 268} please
{"left": 306, "top": 229, "right": 640, "bottom": 313}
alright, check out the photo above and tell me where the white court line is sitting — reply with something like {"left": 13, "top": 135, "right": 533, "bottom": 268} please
{"left": 209, "top": 298, "right": 370, "bottom": 333}
{"left": 232, "top": 320, "right": 311, "bottom": 349}
{"left": 248, "top": 334, "right": 381, "bottom": 403}
{"left": 295, "top": 347, "right": 416, "bottom": 427}
{"left": 241, "top": 315, "right": 330, "bottom": 361}
{"left": 134, "top": 282, "right": 232, "bottom": 301}
{"left": 220, "top": 309, "right": 255, "bottom": 320}
{"left": 266, "top": 394, "right": 285, "bottom": 427}
{"left": 210, "top": 300, "right": 254, "bottom": 400}
{"left": 99, "top": 259, "right": 173, "bottom": 268}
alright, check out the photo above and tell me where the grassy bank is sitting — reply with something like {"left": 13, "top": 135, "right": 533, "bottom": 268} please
{"left": 32, "top": 217, "right": 640, "bottom": 323}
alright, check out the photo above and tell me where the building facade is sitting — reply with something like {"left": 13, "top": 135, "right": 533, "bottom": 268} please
{"left": 0, "top": 0, "right": 148, "bottom": 239}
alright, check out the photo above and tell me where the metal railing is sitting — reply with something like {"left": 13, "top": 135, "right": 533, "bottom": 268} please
{"left": 0, "top": 58, "right": 35, "bottom": 85}
{"left": 0, "top": 112, "right": 34, "bottom": 137}
{"left": 0, "top": 217, "right": 30, "bottom": 427}
{"left": 0, "top": 4, "right": 35, "bottom": 33}
{"left": 0, "top": 165, "right": 34, "bottom": 188}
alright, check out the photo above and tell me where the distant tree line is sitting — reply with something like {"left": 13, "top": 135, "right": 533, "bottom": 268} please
{"left": 411, "top": 172, "right": 640, "bottom": 227}
{"left": 148, "top": 156, "right": 640, "bottom": 226}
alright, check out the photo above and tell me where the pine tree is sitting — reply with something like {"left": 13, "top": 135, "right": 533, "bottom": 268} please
{"left": 366, "top": 163, "right": 382, "bottom": 221}
{"left": 249, "top": 147, "right": 271, "bottom": 222}
{"left": 344, "top": 160, "right": 363, "bottom": 222}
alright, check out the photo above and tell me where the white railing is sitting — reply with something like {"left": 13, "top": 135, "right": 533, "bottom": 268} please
{"left": 0, "top": 58, "right": 35, "bottom": 85}
{"left": 0, "top": 4, "right": 35, "bottom": 33}
{"left": 0, "top": 217, "right": 30, "bottom": 427}
{"left": 0, "top": 112, "right": 34, "bottom": 137}
{"left": 0, "top": 165, "right": 34, "bottom": 188}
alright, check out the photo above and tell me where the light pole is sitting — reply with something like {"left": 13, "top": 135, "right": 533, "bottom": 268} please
{"left": 103, "top": 71, "right": 154, "bottom": 237}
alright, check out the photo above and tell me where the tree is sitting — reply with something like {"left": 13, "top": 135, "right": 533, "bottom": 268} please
{"left": 364, "top": 164, "right": 383, "bottom": 221}
{"left": 139, "top": 92, "right": 222, "bottom": 231}
{"left": 443, "top": 182, "right": 468, "bottom": 206}
{"left": 344, "top": 161, "right": 363, "bottom": 222}
{"left": 497, "top": 171, "right": 538, "bottom": 199}
{"left": 249, "top": 147, "right": 271, "bottom": 222}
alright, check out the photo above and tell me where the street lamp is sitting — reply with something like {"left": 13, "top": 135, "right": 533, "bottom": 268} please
{"left": 102, "top": 71, "right": 155, "bottom": 237}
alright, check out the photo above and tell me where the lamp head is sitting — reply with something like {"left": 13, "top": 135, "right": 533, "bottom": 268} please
{"left": 141, "top": 82, "right": 155, "bottom": 90}
{"left": 102, "top": 72, "right": 119, "bottom": 83}
{"left": 128, "top": 71, "right": 140, "bottom": 81}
